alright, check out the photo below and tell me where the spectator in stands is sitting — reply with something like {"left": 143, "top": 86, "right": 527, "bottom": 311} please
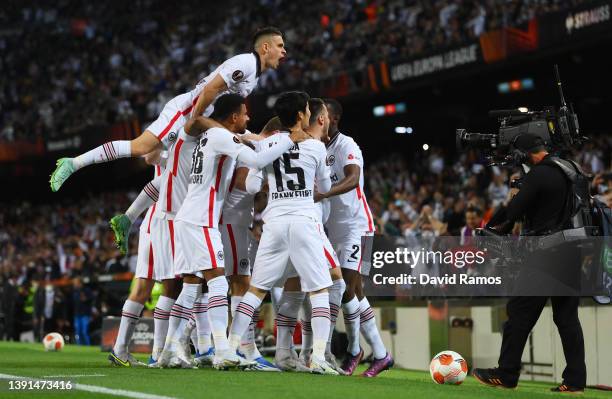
{"left": 0, "top": 0, "right": 590, "bottom": 143}
{"left": 72, "top": 276, "right": 92, "bottom": 345}
{"left": 459, "top": 205, "right": 483, "bottom": 245}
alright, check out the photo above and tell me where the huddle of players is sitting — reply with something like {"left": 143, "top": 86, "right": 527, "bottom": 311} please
{"left": 49, "top": 27, "right": 393, "bottom": 377}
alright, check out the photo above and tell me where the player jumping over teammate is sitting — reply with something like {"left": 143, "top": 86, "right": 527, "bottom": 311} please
{"left": 50, "top": 27, "right": 286, "bottom": 192}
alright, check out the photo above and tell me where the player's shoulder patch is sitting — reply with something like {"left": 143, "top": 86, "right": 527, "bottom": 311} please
{"left": 233, "top": 136, "right": 240, "bottom": 144}
{"left": 168, "top": 131, "right": 178, "bottom": 143}
{"left": 232, "top": 70, "right": 244, "bottom": 82}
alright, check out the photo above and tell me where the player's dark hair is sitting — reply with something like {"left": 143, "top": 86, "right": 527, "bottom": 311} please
{"left": 261, "top": 116, "right": 283, "bottom": 134}
{"left": 274, "top": 91, "right": 310, "bottom": 128}
{"left": 210, "top": 94, "right": 246, "bottom": 121}
{"left": 253, "top": 26, "right": 283, "bottom": 47}
{"left": 324, "top": 98, "right": 343, "bottom": 120}
{"left": 308, "top": 98, "right": 325, "bottom": 126}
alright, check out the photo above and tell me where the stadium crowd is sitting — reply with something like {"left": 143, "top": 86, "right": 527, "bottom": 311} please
{"left": 2, "top": 134, "right": 611, "bottom": 344}
{"left": 0, "top": 0, "right": 589, "bottom": 142}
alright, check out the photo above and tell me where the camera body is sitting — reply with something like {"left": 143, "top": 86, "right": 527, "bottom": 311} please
{"left": 456, "top": 66, "right": 585, "bottom": 166}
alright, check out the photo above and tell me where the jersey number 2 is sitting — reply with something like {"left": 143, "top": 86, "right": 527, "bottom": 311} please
{"left": 273, "top": 153, "right": 305, "bottom": 191}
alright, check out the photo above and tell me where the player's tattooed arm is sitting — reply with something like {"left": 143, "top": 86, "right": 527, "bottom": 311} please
{"left": 190, "top": 74, "right": 228, "bottom": 120}
{"left": 185, "top": 116, "right": 223, "bottom": 136}
{"left": 316, "top": 164, "right": 360, "bottom": 201}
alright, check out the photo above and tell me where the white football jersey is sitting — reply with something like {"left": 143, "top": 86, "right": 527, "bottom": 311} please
{"left": 220, "top": 162, "right": 255, "bottom": 227}
{"left": 185, "top": 53, "right": 260, "bottom": 117}
{"left": 258, "top": 132, "right": 331, "bottom": 223}
{"left": 175, "top": 128, "right": 245, "bottom": 228}
{"left": 157, "top": 128, "right": 198, "bottom": 219}
{"left": 325, "top": 132, "right": 375, "bottom": 233}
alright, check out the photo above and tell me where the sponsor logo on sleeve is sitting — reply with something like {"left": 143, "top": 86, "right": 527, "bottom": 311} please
{"left": 348, "top": 154, "right": 354, "bottom": 160}
{"left": 232, "top": 70, "right": 245, "bottom": 82}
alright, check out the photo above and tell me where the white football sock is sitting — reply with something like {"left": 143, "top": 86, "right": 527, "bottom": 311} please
{"left": 230, "top": 295, "right": 242, "bottom": 317}
{"left": 270, "top": 287, "right": 284, "bottom": 313}
{"left": 152, "top": 296, "right": 174, "bottom": 360}
{"left": 310, "top": 292, "right": 331, "bottom": 360}
{"left": 228, "top": 292, "right": 262, "bottom": 351}
{"left": 240, "top": 309, "right": 261, "bottom": 360}
{"left": 193, "top": 293, "right": 212, "bottom": 354}
{"left": 164, "top": 283, "right": 200, "bottom": 353}
{"left": 126, "top": 177, "right": 160, "bottom": 222}
{"left": 276, "top": 291, "right": 305, "bottom": 351}
{"left": 207, "top": 276, "right": 230, "bottom": 351}
{"left": 73, "top": 140, "right": 131, "bottom": 170}
{"left": 185, "top": 314, "right": 196, "bottom": 350}
{"left": 359, "top": 297, "right": 387, "bottom": 359}
{"left": 300, "top": 297, "right": 313, "bottom": 355}
{"left": 342, "top": 295, "right": 361, "bottom": 356}
{"left": 327, "top": 279, "right": 346, "bottom": 352}
{"left": 113, "top": 299, "right": 144, "bottom": 357}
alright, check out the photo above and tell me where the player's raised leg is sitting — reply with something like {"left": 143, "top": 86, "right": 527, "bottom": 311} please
{"left": 111, "top": 175, "right": 161, "bottom": 254}
{"left": 50, "top": 131, "right": 160, "bottom": 192}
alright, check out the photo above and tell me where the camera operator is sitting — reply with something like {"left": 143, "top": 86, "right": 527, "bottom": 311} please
{"left": 473, "top": 133, "right": 586, "bottom": 393}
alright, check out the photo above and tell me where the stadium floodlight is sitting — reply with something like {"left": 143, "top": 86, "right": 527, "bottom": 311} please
{"left": 373, "top": 102, "right": 407, "bottom": 117}
{"left": 395, "top": 126, "right": 407, "bottom": 134}
{"left": 518, "top": 107, "right": 529, "bottom": 113}
{"left": 373, "top": 106, "right": 385, "bottom": 117}
{"left": 521, "top": 78, "right": 534, "bottom": 90}
{"left": 423, "top": 143, "right": 429, "bottom": 151}
{"left": 406, "top": 127, "right": 413, "bottom": 134}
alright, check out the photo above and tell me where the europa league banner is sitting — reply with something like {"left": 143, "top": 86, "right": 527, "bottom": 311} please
{"left": 101, "top": 317, "right": 154, "bottom": 353}
{"left": 361, "top": 234, "right": 610, "bottom": 298}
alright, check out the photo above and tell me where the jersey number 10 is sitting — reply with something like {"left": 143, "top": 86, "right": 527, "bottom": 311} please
{"left": 273, "top": 153, "right": 305, "bottom": 192}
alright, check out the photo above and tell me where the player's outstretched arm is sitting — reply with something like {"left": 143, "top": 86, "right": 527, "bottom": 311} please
{"left": 190, "top": 74, "right": 228, "bottom": 120}
{"left": 110, "top": 175, "right": 161, "bottom": 255}
{"left": 236, "top": 134, "right": 295, "bottom": 170}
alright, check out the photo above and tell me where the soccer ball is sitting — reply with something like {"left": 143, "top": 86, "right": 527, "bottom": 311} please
{"left": 43, "top": 332, "right": 65, "bottom": 351}
{"left": 429, "top": 350, "right": 468, "bottom": 385}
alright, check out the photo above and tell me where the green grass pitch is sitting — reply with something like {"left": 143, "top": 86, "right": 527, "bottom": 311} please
{"left": 0, "top": 342, "right": 609, "bottom": 399}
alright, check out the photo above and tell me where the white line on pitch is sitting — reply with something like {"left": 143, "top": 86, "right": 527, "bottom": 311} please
{"left": 0, "top": 373, "right": 178, "bottom": 399}
{"left": 43, "top": 374, "right": 107, "bottom": 378}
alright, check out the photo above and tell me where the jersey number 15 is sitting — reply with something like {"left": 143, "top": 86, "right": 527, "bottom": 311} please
{"left": 273, "top": 153, "right": 305, "bottom": 192}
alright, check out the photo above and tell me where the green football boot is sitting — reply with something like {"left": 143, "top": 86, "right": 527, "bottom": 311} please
{"left": 49, "top": 158, "right": 75, "bottom": 192}
{"left": 110, "top": 214, "right": 132, "bottom": 255}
